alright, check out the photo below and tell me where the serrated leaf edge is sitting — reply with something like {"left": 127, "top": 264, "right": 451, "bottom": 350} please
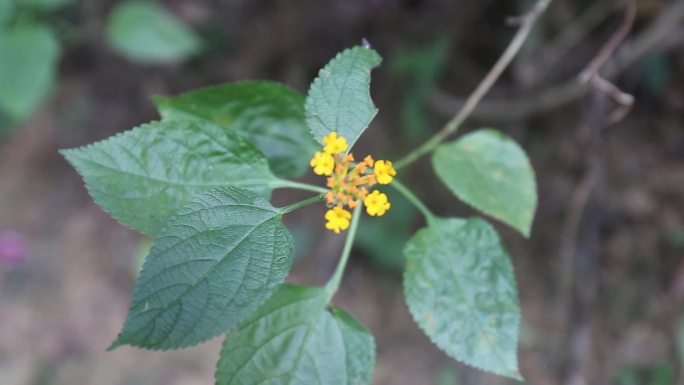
{"left": 305, "top": 45, "right": 382, "bottom": 149}
{"left": 109, "top": 186, "right": 292, "bottom": 351}
{"left": 60, "top": 120, "right": 275, "bottom": 236}
{"left": 402, "top": 217, "right": 523, "bottom": 381}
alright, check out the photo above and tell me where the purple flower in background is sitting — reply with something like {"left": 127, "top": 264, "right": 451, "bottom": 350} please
{"left": 0, "top": 230, "right": 27, "bottom": 267}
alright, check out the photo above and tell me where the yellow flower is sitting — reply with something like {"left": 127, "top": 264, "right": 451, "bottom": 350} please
{"left": 309, "top": 134, "right": 395, "bottom": 228}
{"left": 322, "top": 132, "right": 348, "bottom": 154}
{"left": 373, "top": 160, "right": 396, "bottom": 185}
{"left": 364, "top": 190, "right": 390, "bottom": 216}
{"left": 325, "top": 206, "right": 352, "bottom": 233}
{"left": 310, "top": 151, "right": 334, "bottom": 175}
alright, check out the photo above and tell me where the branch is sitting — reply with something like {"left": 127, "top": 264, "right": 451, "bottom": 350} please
{"left": 393, "top": 0, "right": 554, "bottom": 170}
{"left": 428, "top": 0, "right": 684, "bottom": 122}
{"left": 579, "top": 0, "right": 636, "bottom": 125}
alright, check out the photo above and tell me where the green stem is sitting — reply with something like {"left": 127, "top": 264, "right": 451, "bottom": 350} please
{"left": 393, "top": 0, "right": 553, "bottom": 170}
{"left": 270, "top": 178, "right": 328, "bottom": 194}
{"left": 325, "top": 205, "right": 362, "bottom": 299}
{"left": 391, "top": 180, "right": 436, "bottom": 225}
{"left": 281, "top": 194, "right": 324, "bottom": 214}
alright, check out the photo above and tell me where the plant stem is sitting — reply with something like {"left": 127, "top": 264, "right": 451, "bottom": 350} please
{"left": 281, "top": 194, "right": 324, "bottom": 214}
{"left": 325, "top": 205, "right": 362, "bottom": 300}
{"left": 270, "top": 178, "right": 328, "bottom": 194}
{"left": 391, "top": 180, "right": 436, "bottom": 225}
{"left": 394, "top": 0, "right": 553, "bottom": 170}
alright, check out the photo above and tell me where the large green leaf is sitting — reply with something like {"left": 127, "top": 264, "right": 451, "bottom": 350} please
{"left": 106, "top": 1, "right": 201, "bottom": 64}
{"left": 0, "top": 24, "right": 59, "bottom": 124}
{"left": 404, "top": 218, "right": 522, "bottom": 380}
{"left": 154, "top": 81, "right": 318, "bottom": 178}
{"left": 305, "top": 45, "right": 382, "bottom": 149}
{"left": 61, "top": 120, "right": 276, "bottom": 235}
{"left": 216, "top": 284, "right": 375, "bottom": 385}
{"left": 432, "top": 129, "right": 537, "bottom": 237}
{"left": 110, "top": 187, "right": 294, "bottom": 350}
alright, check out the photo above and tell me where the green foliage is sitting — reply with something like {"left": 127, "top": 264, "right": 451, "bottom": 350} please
{"left": 306, "top": 45, "right": 382, "bottom": 149}
{"left": 63, "top": 44, "right": 540, "bottom": 383}
{"left": 433, "top": 129, "right": 537, "bottom": 236}
{"left": 155, "top": 81, "right": 318, "bottom": 178}
{"left": 216, "top": 285, "right": 375, "bottom": 385}
{"left": 404, "top": 218, "right": 521, "bottom": 379}
{"left": 0, "top": 2, "right": 15, "bottom": 25}
{"left": 111, "top": 187, "right": 294, "bottom": 350}
{"left": 106, "top": 1, "right": 202, "bottom": 64}
{"left": 391, "top": 39, "right": 449, "bottom": 139}
{"left": 15, "top": 0, "right": 75, "bottom": 11}
{"left": 0, "top": 24, "right": 59, "bottom": 126}
{"left": 61, "top": 120, "right": 275, "bottom": 235}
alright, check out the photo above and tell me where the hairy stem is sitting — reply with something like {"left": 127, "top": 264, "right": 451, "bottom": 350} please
{"left": 325, "top": 205, "right": 362, "bottom": 299}
{"left": 270, "top": 178, "right": 328, "bottom": 194}
{"left": 281, "top": 194, "right": 324, "bottom": 214}
{"left": 394, "top": 0, "right": 553, "bottom": 170}
{"left": 391, "top": 180, "right": 436, "bottom": 225}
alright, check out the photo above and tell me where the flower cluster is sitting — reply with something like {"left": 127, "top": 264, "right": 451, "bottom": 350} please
{"left": 310, "top": 132, "right": 397, "bottom": 233}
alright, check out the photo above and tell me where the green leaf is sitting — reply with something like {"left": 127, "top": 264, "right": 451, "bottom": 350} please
{"left": 0, "top": 2, "right": 15, "bottom": 25}
{"left": 432, "top": 129, "right": 537, "bottom": 237}
{"left": 61, "top": 120, "right": 275, "bottom": 235}
{"left": 0, "top": 24, "right": 59, "bottom": 124}
{"left": 110, "top": 187, "right": 294, "bottom": 350}
{"left": 154, "top": 81, "right": 318, "bottom": 178}
{"left": 216, "top": 284, "right": 375, "bottom": 385}
{"left": 305, "top": 45, "right": 382, "bottom": 149}
{"left": 106, "top": 1, "right": 201, "bottom": 64}
{"left": 403, "top": 217, "right": 522, "bottom": 380}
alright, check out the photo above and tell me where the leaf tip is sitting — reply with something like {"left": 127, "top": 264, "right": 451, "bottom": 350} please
{"left": 106, "top": 337, "right": 125, "bottom": 352}
{"left": 151, "top": 94, "right": 170, "bottom": 108}
{"left": 518, "top": 222, "right": 532, "bottom": 238}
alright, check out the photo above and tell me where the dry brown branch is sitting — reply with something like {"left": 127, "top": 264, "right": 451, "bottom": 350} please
{"left": 429, "top": 0, "right": 684, "bottom": 122}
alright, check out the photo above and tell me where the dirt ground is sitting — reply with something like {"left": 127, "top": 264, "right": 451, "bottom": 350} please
{"left": 1, "top": 1, "right": 683, "bottom": 384}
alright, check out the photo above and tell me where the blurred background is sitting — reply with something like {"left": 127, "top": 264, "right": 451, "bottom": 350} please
{"left": 1, "top": 0, "right": 683, "bottom": 384}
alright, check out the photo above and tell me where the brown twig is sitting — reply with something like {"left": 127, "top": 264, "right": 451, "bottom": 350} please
{"left": 578, "top": 0, "right": 637, "bottom": 125}
{"left": 428, "top": 0, "right": 684, "bottom": 122}
{"left": 532, "top": 0, "right": 624, "bottom": 84}
{"left": 393, "top": 0, "right": 554, "bottom": 170}
{"left": 578, "top": 0, "right": 637, "bottom": 83}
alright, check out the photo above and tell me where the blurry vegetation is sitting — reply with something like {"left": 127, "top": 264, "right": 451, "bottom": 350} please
{"left": 0, "top": 0, "right": 203, "bottom": 133}
{"left": 106, "top": 1, "right": 202, "bottom": 64}
{"left": 0, "top": 0, "right": 62, "bottom": 131}
{"left": 390, "top": 38, "right": 449, "bottom": 140}
{"left": 357, "top": 187, "right": 418, "bottom": 270}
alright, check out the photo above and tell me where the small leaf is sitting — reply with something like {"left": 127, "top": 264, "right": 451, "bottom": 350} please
{"left": 110, "top": 187, "right": 294, "bottom": 350}
{"left": 106, "top": 1, "right": 201, "bottom": 64}
{"left": 154, "top": 81, "right": 318, "bottom": 178}
{"left": 61, "top": 120, "right": 275, "bottom": 235}
{"left": 432, "top": 129, "right": 537, "bottom": 236}
{"left": 0, "top": 24, "right": 59, "bottom": 125}
{"left": 216, "top": 284, "right": 375, "bottom": 385}
{"left": 305, "top": 45, "right": 382, "bottom": 149}
{"left": 404, "top": 217, "right": 522, "bottom": 380}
